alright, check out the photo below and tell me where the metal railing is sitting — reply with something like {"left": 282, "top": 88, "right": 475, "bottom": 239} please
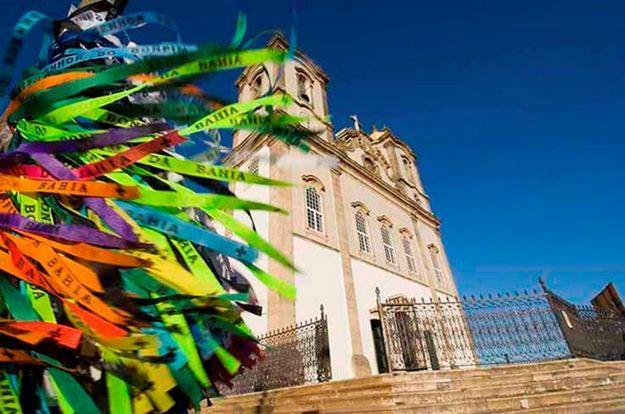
{"left": 375, "top": 284, "right": 625, "bottom": 372}
{"left": 219, "top": 305, "right": 331, "bottom": 395}
{"left": 545, "top": 285, "right": 625, "bottom": 361}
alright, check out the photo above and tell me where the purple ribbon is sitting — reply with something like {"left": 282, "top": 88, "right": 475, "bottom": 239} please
{"left": 1, "top": 125, "right": 172, "bottom": 243}
{"left": 29, "top": 152, "right": 140, "bottom": 242}
{"left": 16, "top": 123, "right": 168, "bottom": 154}
{"left": 0, "top": 213, "right": 146, "bottom": 249}
{"left": 18, "top": 124, "right": 171, "bottom": 243}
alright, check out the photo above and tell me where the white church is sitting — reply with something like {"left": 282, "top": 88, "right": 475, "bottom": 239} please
{"left": 225, "top": 35, "right": 460, "bottom": 381}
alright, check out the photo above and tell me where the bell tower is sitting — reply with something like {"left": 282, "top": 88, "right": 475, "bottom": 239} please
{"left": 233, "top": 34, "right": 333, "bottom": 148}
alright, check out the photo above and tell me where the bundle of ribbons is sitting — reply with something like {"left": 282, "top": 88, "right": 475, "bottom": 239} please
{"left": 0, "top": 1, "right": 311, "bottom": 413}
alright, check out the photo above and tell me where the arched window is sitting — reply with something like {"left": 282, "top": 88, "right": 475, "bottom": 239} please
{"left": 402, "top": 156, "right": 414, "bottom": 183}
{"left": 251, "top": 73, "right": 264, "bottom": 98}
{"left": 355, "top": 210, "right": 371, "bottom": 254}
{"left": 297, "top": 72, "right": 313, "bottom": 106}
{"left": 402, "top": 235, "right": 416, "bottom": 273}
{"left": 363, "top": 157, "right": 379, "bottom": 177}
{"left": 305, "top": 186, "right": 323, "bottom": 233}
{"left": 381, "top": 224, "right": 396, "bottom": 264}
{"left": 247, "top": 157, "right": 259, "bottom": 175}
{"left": 429, "top": 245, "right": 444, "bottom": 284}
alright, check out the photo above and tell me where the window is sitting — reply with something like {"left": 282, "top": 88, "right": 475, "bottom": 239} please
{"left": 355, "top": 210, "right": 371, "bottom": 254}
{"left": 297, "top": 73, "right": 312, "bottom": 106}
{"left": 402, "top": 235, "right": 416, "bottom": 273}
{"left": 247, "top": 157, "right": 259, "bottom": 175}
{"left": 429, "top": 246, "right": 443, "bottom": 284}
{"left": 305, "top": 186, "right": 323, "bottom": 233}
{"left": 402, "top": 156, "right": 414, "bottom": 183}
{"left": 381, "top": 225, "right": 396, "bottom": 264}
{"left": 363, "top": 157, "right": 379, "bottom": 177}
{"left": 251, "top": 74, "right": 263, "bottom": 98}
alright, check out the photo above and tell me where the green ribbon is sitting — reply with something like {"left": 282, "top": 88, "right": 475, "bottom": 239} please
{"left": 18, "top": 194, "right": 57, "bottom": 323}
{"left": 0, "top": 370, "right": 23, "bottom": 414}
{"left": 105, "top": 374, "right": 132, "bottom": 414}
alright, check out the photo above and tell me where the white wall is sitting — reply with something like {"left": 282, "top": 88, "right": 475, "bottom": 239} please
{"left": 293, "top": 236, "right": 353, "bottom": 380}
{"left": 351, "top": 258, "right": 433, "bottom": 374}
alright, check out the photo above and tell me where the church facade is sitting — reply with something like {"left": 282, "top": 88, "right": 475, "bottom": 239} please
{"left": 224, "top": 35, "right": 459, "bottom": 380}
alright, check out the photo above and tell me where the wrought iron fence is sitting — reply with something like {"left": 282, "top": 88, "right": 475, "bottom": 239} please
{"left": 545, "top": 285, "right": 625, "bottom": 361}
{"left": 375, "top": 283, "right": 625, "bottom": 372}
{"left": 219, "top": 305, "right": 331, "bottom": 395}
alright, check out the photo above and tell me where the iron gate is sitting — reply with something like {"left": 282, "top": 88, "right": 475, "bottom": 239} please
{"left": 219, "top": 305, "right": 331, "bottom": 395}
{"left": 375, "top": 283, "right": 625, "bottom": 372}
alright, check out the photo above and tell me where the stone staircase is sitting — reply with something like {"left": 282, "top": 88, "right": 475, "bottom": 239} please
{"left": 203, "top": 359, "right": 625, "bottom": 413}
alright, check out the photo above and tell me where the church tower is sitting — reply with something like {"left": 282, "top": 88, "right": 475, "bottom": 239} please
{"left": 233, "top": 34, "right": 333, "bottom": 148}
{"left": 225, "top": 36, "right": 459, "bottom": 381}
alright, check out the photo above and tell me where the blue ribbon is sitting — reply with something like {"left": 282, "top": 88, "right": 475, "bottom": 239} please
{"left": 56, "top": 12, "right": 181, "bottom": 46}
{"left": 116, "top": 201, "right": 258, "bottom": 264}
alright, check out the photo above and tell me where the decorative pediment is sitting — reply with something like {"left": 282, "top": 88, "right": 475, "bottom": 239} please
{"left": 301, "top": 175, "right": 325, "bottom": 191}
{"left": 335, "top": 128, "right": 393, "bottom": 173}
{"left": 376, "top": 215, "right": 393, "bottom": 227}
{"left": 399, "top": 227, "right": 412, "bottom": 237}
{"left": 350, "top": 201, "right": 370, "bottom": 214}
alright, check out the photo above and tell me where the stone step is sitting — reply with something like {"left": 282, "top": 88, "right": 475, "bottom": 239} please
{"left": 213, "top": 358, "right": 622, "bottom": 404}
{"left": 488, "top": 396, "right": 625, "bottom": 414}
{"left": 304, "top": 385, "right": 625, "bottom": 414}
{"left": 273, "top": 371, "right": 625, "bottom": 409}
{"left": 397, "top": 365, "right": 625, "bottom": 391}
{"left": 211, "top": 364, "right": 625, "bottom": 408}
{"left": 209, "top": 383, "right": 625, "bottom": 414}
{"left": 484, "top": 383, "right": 625, "bottom": 412}
{"left": 216, "top": 358, "right": 597, "bottom": 399}
{"left": 204, "top": 360, "right": 625, "bottom": 414}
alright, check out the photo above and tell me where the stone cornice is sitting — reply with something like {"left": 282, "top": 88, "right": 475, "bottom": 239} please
{"left": 371, "top": 127, "right": 416, "bottom": 159}
{"left": 314, "top": 138, "right": 440, "bottom": 228}
{"left": 226, "top": 130, "right": 441, "bottom": 229}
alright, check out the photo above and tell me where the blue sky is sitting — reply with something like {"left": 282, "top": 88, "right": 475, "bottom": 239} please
{"left": 2, "top": 0, "right": 624, "bottom": 303}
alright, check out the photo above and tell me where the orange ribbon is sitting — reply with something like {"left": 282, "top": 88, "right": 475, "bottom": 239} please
{"left": 0, "top": 175, "right": 140, "bottom": 199}
{"left": 1, "top": 71, "right": 94, "bottom": 124}
{"left": 0, "top": 321, "right": 82, "bottom": 349}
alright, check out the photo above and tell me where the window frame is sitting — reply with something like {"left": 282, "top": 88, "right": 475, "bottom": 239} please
{"left": 251, "top": 73, "right": 264, "bottom": 99}
{"left": 296, "top": 71, "right": 314, "bottom": 107}
{"left": 354, "top": 209, "right": 372, "bottom": 254}
{"left": 429, "top": 245, "right": 444, "bottom": 285}
{"left": 304, "top": 185, "right": 324, "bottom": 234}
{"left": 401, "top": 155, "right": 414, "bottom": 184}
{"left": 402, "top": 234, "right": 417, "bottom": 274}
{"left": 380, "top": 224, "right": 396, "bottom": 265}
{"left": 247, "top": 157, "right": 259, "bottom": 175}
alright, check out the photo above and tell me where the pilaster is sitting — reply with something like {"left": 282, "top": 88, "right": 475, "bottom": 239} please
{"left": 410, "top": 214, "right": 440, "bottom": 301}
{"left": 330, "top": 168, "right": 371, "bottom": 377}
{"left": 267, "top": 140, "right": 296, "bottom": 330}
